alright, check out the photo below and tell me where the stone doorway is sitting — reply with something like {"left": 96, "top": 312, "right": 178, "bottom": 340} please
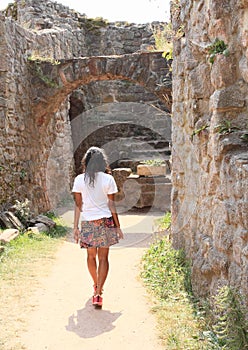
{"left": 68, "top": 80, "right": 172, "bottom": 212}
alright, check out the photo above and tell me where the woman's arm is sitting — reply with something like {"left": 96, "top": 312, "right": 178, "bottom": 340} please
{"left": 108, "top": 193, "right": 124, "bottom": 239}
{"left": 73, "top": 192, "right": 82, "bottom": 243}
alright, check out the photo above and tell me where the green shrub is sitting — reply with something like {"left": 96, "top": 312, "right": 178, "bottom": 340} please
{"left": 208, "top": 38, "right": 229, "bottom": 64}
{"left": 141, "top": 232, "right": 191, "bottom": 300}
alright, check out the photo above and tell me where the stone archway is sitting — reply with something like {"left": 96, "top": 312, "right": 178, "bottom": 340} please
{"left": 28, "top": 51, "right": 171, "bottom": 211}
{"left": 29, "top": 51, "right": 172, "bottom": 126}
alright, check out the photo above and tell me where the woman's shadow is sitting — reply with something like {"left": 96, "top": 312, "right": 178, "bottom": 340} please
{"left": 65, "top": 298, "right": 122, "bottom": 338}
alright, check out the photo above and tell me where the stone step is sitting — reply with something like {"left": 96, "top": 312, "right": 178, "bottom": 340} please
{"left": 130, "top": 148, "right": 171, "bottom": 159}
{"left": 127, "top": 175, "right": 171, "bottom": 184}
{"left": 129, "top": 135, "right": 171, "bottom": 143}
{"left": 125, "top": 137, "right": 170, "bottom": 146}
{"left": 147, "top": 140, "right": 170, "bottom": 149}
{"left": 116, "top": 157, "right": 171, "bottom": 172}
{"left": 126, "top": 142, "right": 171, "bottom": 153}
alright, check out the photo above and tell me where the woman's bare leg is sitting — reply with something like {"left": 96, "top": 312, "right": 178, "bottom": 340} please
{"left": 87, "top": 248, "right": 97, "bottom": 289}
{"left": 96, "top": 247, "right": 109, "bottom": 295}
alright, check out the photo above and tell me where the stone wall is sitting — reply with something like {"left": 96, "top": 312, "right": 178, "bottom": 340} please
{"left": 0, "top": 0, "right": 170, "bottom": 212}
{"left": 0, "top": 11, "right": 75, "bottom": 212}
{"left": 3, "top": 0, "right": 161, "bottom": 58}
{"left": 171, "top": 0, "right": 248, "bottom": 305}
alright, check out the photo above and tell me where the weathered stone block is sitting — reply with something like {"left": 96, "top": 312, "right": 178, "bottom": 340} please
{"left": 210, "top": 54, "right": 237, "bottom": 89}
{"left": 0, "top": 229, "right": 19, "bottom": 244}
{"left": 112, "top": 167, "right": 132, "bottom": 192}
{"left": 0, "top": 212, "right": 24, "bottom": 230}
{"left": 210, "top": 85, "right": 245, "bottom": 111}
{"left": 30, "top": 214, "right": 56, "bottom": 228}
{"left": 239, "top": 56, "right": 248, "bottom": 83}
{"left": 189, "top": 63, "right": 212, "bottom": 99}
{"left": 137, "top": 164, "right": 166, "bottom": 177}
{"left": 35, "top": 223, "right": 49, "bottom": 232}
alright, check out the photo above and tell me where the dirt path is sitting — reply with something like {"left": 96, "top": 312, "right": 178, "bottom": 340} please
{"left": 20, "top": 207, "right": 164, "bottom": 350}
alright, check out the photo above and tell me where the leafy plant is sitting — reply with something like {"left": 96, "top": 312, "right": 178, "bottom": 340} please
{"left": 19, "top": 169, "right": 27, "bottom": 179}
{"left": 78, "top": 16, "right": 108, "bottom": 33}
{"left": 240, "top": 133, "right": 248, "bottom": 142}
{"left": 208, "top": 38, "right": 229, "bottom": 64}
{"left": 155, "top": 212, "right": 171, "bottom": 231}
{"left": 210, "top": 286, "right": 248, "bottom": 349}
{"left": 12, "top": 199, "right": 32, "bottom": 226}
{"left": 214, "top": 120, "right": 240, "bottom": 135}
{"left": 191, "top": 124, "right": 209, "bottom": 140}
{"left": 152, "top": 23, "right": 173, "bottom": 51}
{"left": 141, "top": 159, "right": 165, "bottom": 166}
{"left": 28, "top": 54, "right": 60, "bottom": 88}
{"left": 141, "top": 233, "right": 191, "bottom": 300}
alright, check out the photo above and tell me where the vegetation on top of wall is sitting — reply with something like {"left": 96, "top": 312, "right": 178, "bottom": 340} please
{"left": 27, "top": 54, "right": 60, "bottom": 88}
{"left": 4, "top": 2, "right": 18, "bottom": 20}
{"left": 27, "top": 54, "right": 60, "bottom": 65}
{"left": 208, "top": 38, "right": 229, "bottom": 64}
{"left": 152, "top": 23, "right": 173, "bottom": 53}
{"left": 78, "top": 16, "right": 108, "bottom": 33}
{"left": 114, "top": 21, "right": 131, "bottom": 27}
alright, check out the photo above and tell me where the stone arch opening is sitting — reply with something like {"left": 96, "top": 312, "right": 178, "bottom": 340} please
{"left": 30, "top": 52, "right": 172, "bottom": 127}
{"left": 18, "top": 51, "right": 172, "bottom": 212}
{"left": 67, "top": 78, "right": 171, "bottom": 175}
{"left": 65, "top": 81, "right": 172, "bottom": 212}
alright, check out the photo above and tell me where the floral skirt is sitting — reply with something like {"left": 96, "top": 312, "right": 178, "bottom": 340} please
{"left": 79, "top": 217, "right": 119, "bottom": 248}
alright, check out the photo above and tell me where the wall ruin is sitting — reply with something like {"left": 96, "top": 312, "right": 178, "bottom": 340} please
{"left": 0, "top": 0, "right": 171, "bottom": 212}
{"left": 171, "top": 0, "right": 248, "bottom": 305}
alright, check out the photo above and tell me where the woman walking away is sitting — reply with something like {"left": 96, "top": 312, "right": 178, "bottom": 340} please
{"left": 72, "top": 146, "right": 124, "bottom": 308}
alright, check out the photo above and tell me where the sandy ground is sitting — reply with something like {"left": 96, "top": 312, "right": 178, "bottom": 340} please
{"left": 19, "top": 206, "right": 165, "bottom": 350}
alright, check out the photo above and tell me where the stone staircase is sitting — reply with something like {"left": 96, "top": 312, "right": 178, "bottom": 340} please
{"left": 112, "top": 135, "right": 172, "bottom": 212}
{"left": 114, "top": 136, "right": 171, "bottom": 173}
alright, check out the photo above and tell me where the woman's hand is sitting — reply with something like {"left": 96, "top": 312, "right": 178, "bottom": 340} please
{"left": 73, "top": 228, "right": 80, "bottom": 243}
{"left": 116, "top": 227, "right": 124, "bottom": 240}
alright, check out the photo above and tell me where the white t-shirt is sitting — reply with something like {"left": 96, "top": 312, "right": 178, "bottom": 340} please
{"left": 72, "top": 172, "right": 118, "bottom": 221}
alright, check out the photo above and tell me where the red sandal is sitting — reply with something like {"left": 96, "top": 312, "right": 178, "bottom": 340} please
{"left": 92, "top": 295, "right": 103, "bottom": 308}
